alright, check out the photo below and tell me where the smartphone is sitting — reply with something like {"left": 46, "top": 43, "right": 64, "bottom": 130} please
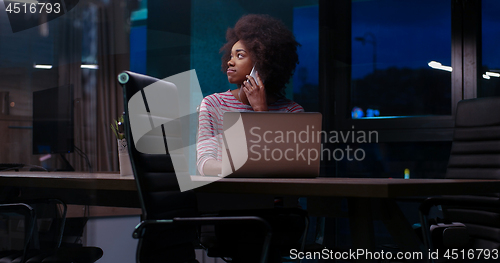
{"left": 248, "top": 66, "right": 259, "bottom": 86}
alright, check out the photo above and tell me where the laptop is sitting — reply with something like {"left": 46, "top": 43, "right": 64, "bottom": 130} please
{"left": 221, "top": 112, "right": 322, "bottom": 178}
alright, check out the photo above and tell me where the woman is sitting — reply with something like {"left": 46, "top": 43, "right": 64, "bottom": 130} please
{"left": 197, "top": 14, "right": 304, "bottom": 176}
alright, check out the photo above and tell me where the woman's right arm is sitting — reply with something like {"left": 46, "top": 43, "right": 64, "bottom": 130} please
{"left": 196, "top": 97, "right": 222, "bottom": 176}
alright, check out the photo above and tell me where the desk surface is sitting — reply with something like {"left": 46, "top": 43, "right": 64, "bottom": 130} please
{"left": 1, "top": 172, "right": 500, "bottom": 198}
{"left": 0, "top": 172, "right": 138, "bottom": 207}
{"left": 0, "top": 172, "right": 137, "bottom": 191}
{"left": 194, "top": 176, "right": 500, "bottom": 198}
{"left": 5, "top": 172, "right": 495, "bottom": 255}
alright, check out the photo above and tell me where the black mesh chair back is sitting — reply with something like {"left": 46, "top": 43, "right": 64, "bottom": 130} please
{"left": 443, "top": 96, "right": 500, "bottom": 249}
{"left": 119, "top": 71, "right": 198, "bottom": 263}
{"left": 447, "top": 96, "right": 500, "bottom": 180}
{"left": 119, "top": 71, "right": 196, "bottom": 219}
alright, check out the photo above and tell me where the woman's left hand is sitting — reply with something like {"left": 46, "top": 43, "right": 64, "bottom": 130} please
{"left": 242, "top": 72, "right": 268, "bottom": 111}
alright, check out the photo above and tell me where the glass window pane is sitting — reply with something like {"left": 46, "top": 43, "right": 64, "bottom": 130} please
{"left": 479, "top": 0, "right": 500, "bottom": 97}
{"left": 335, "top": 141, "right": 451, "bottom": 179}
{"left": 189, "top": 0, "right": 319, "bottom": 173}
{"left": 351, "top": 0, "right": 451, "bottom": 119}
{"left": 293, "top": 5, "right": 319, "bottom": 112}
{"left": 191, "top": 0, "right": 319, "bottom": 111}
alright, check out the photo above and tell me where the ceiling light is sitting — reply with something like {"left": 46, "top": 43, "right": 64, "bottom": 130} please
{"left": 485, "top": 72, "right": 500, "bottom": 77}
{"left": 5, "top": 0, "right": 39, "bottom": 4}
{"left": 33, "top": 64, "right": 52, "bottom": 69}
{"left": 81, "top": 64, "right": 99, "bottom": 69}
{"left": 428, "top": 61, "right": 452, "bottom": 72}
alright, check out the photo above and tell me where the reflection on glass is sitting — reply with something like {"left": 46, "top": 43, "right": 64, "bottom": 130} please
{"left": 335, "top": 141, "right": 452, "bottom": 179}
{"left": 479, "top": 0, "right": 500, "bottom": 98}
{"left": 351, "top": 0, "right": 451, "bottom": 118}
{"left": 190, "top": 0, "right": 319, "bottom": 111}
{"left": 293, "top": 4, "right": 319, "bottom": 112}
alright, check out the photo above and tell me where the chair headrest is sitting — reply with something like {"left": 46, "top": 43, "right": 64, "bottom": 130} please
{"left": 455, "top": 97, "right": 500, "bottom": 127}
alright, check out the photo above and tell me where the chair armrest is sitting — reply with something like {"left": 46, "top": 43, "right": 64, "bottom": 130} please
{"left": 419, "top": 196, "right": 500, "bottom": 217}
{"left": 0, "top": 203, "right": 36, "bottom": 223}
{"left": 0, "top": 198, "right": 67, "bottom": 220}
{"left": 133, "top": 216, "right": 272, "bottom": 238}
{"left": 133, "top": 216, "right": 272, "bottom": 263}
{"left": 132, "top": 219, "right": 174, "bottom": 239}
{"left": 418, "top": 196, "right": 500, "bottom": 263}
{"left": 2, "top": 198, "right": 68, "bottom": 248}
{"left": 0, "top": 203, "right": 37, "bottom": 263}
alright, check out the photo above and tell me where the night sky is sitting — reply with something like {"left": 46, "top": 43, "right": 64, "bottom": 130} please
{"left": 482, "top": 0, "right": 500, "bottom": 71}
{"left": 352, "top": 0, "right": 451, "bottom": 79}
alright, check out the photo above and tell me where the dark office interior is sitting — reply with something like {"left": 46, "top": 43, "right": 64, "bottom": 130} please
{"left": 1, "top": 0, "right": 500, "bottom": 262}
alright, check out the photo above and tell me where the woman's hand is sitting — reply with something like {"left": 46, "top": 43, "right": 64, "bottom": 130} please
{"left": 203, "top": 159, "right": 222, "bottom": 176}
{"left": 242, "top": 72, "right": 268, "bottom": 111}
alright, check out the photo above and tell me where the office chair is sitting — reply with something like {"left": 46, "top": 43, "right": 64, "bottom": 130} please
{"left": 0, "top": 203, "right": 35, "bottom": 263}
{"left": 0, "top": 199, "right": 103, "bottom": 263}
{"left": 419, "top": 97, "right": 500, "bottom": 263}
{"left": 118, "top": 71, "right": 275, "bottom": 263}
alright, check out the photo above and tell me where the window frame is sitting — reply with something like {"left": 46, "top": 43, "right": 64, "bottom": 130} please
{"left": 319, "top": 0, "right": 481, "bottom": 142}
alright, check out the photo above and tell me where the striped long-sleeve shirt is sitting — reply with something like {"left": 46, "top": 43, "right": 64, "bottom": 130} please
{"left": 196, "top": 90, "right": 304, "bottom": 175}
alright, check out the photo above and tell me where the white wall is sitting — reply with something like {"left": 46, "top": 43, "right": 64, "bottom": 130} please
{"left": 84, "top": 216, "right": 223, "bottom": 263}
{"left": 85, "top": 216, "right": 140, "bottom": 263}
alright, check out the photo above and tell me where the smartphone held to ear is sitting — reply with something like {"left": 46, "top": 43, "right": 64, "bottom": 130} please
{"left": 248, "top": 66, "right": 259, "bottom": 86}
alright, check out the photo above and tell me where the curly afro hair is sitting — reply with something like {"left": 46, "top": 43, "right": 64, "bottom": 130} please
{"left": 220, "top": 14, "right": 300, "bottom": 97}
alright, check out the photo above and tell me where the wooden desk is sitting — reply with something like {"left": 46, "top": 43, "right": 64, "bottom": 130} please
{"left": 3, "top": 172, "right": 500, "bottom": 258}
{"left": 0, "top": 172, "right": 138, "bottom": 208}
{"left": 194, "top": 176, "right": 500, "bottom": 257}
{"left": 2, "top": 172, "right": 498, "bottom": 198}
{"left": 195, "top": 176, "right": 500, "bottom": 198}
{"left": 0, "top": 172, "right": 136, "bottom": 190}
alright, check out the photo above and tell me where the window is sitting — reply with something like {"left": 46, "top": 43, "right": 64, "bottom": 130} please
{"left": 293, "top": 4, "right": 319, "bottom": 112}
{"left": 479, "top": 0, "right": 500, "bottom": 97}
{"left": 351, "top": 0, "right": 451, "bottom": 118}
{"left": 190, "top": 0, "right": 319, "bottom": 105}
{"left": 323, "top": 0, "right": 468, "bottom": 142}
